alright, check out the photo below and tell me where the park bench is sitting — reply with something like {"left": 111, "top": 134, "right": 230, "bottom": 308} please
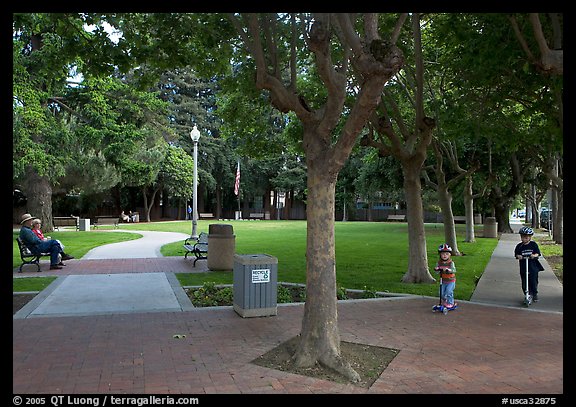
{"left": 249, "top": 212, "right": 265, "bottom": 219}
{"left": 16, "top": 237, "right": 51, "bottom": 273}
{"left": 183, "top": 231, "right": 208, "bottom": 266}
{"left": 453, "top": 215, "right": 466, "bottom": 224}
{"left": 93, "top": 216, "right": 119, "bottom": 229}
{"left": 199, "top": 213, "right": 214, "bottom": 219}
{"left": 53, "top": 216, "right": 79, "bottom": 231}
{"left": 387, "top": 214, "right": 406, "bottom": 222}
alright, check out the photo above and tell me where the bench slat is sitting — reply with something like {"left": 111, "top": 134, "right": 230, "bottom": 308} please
{"left": 183, "top": 232, "right": 208, "bottom": 266}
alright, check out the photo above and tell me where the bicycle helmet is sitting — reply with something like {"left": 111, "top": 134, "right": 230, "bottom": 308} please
{"left": 519, "top": 226, "right": 534, "bottom": 236}
{"left": 438, "top": 243, "right": 452, "bottom": 253}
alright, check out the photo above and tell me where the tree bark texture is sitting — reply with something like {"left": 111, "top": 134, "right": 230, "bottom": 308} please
{"left": 21, "top": 166, "right": 55, "bottom": 233}
{"left": 463, "top": 176, "right": 476, "bottom": 243}
{"left": 291, "top": 162, "right": 360, "bottom": 382}
{"left": 436, "top": 184, "right": 460, "bottom": 256}
{"left": 400, "top": 159, "right": 436, "bottom": 284}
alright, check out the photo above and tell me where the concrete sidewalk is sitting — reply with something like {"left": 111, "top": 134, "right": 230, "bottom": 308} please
{"left": 13, "top": 226, "right": 563, "bottom": 394}
{"left": 469, "top": 232, "right": 563, "bottom": 313}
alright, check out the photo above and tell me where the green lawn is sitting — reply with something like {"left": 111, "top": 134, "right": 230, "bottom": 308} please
{"left": 14, "top": 220, "right": 500, "bottom": 301}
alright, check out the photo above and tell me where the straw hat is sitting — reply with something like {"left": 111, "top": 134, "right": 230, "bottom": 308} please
{"left": 20, "top": 213, "right": 36, "bottom": 224}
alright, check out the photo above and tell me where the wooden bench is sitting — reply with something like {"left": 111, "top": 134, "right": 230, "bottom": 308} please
{"left": 453, "top": 216, "right": 466, "bottom": 224}
{"left": 16, "top": 237, "right": 50, "bottom": 273}
{"left": 183, "top": 231, "right": 208, "bottom": 266}
{"left": 249, "top": 212, "right": 265, "bottom": 219}
{"left": 53, "top": 216, "right": 79, "bottom": 231}
{"left": 199, "top": 213, "right": 214, "bottom": 219}
{"left": 93, "top": 216, "right": 119, "bottom": 229}
{"left": 387, "top": 214, "right": 406, "bottom": 222}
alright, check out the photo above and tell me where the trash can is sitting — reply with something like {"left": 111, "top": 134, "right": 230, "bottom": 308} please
{"left": 207, "top": 224, "right": 235, "bottom": 271}
{"left": 474, "top": 213, "right": 482, "bottom": 225}
{"left": 79, "top": 218, "right": 90, "bottom": 231}
{"left": 233, "top": 254, "right": 278, "bottom": 317}
{"left": 483, "top": 217, "right": 498, "bottom": 238}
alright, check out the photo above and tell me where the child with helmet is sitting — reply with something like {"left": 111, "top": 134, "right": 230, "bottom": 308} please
{"left": 514, "top": 226, "right": 544, "bottom": 302}
{"left": 434, "top": 243, "right": 457, "bottom": 308}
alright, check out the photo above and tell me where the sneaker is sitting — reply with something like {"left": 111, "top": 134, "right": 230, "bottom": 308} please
{"left": 49, "top": 265, "right": 63, "bottom": 270}
{"left": 58, "top": 262, "right": 67, "bottom": 266}
{"left": 61, "top": 254, "right": 75, "bottom": 261}
{"left": 533, "top": 295, "right": 539, "bottom": 302}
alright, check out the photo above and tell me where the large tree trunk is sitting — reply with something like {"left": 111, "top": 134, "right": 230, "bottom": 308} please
{"left": 291, "top": 159, "right": 360, "bottom": 382}
{"left": 494, "top": 203, "right": 513, "bottom": 233}
{"left": 401, "top": 159, "right": 436, "bottom": 283}
{"left": 21, "top": 166, "right": 55, "bottom": 233}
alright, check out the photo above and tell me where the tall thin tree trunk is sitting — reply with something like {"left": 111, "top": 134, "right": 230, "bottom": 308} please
{"left": 463, "top": 176, "right": 476, "bottom": 242}
{"left": 437, "top": 184, "right": 460, "bottom": 255}
{"left": 401, "top": 160, "right": 436, "bottom": 283}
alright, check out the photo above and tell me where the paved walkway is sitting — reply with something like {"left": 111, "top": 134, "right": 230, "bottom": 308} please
{"left": 13, "top": 225, "right": 563, "bottom": 395}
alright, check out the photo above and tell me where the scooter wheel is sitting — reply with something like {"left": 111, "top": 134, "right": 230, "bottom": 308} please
{"left": 442, "top": 307, "right": 449, "bottom": 315}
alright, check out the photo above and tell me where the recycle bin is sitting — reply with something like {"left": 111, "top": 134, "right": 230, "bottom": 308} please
{"left": 79, "top": 219, "right": 90, "bottom": 231}
{"left": 233, "top": 254, "right": 278, "bottom": 317}
{"left": 483, "top": 217, "right": 498, "bottom": 238}
{"left": 207, "top": 224, "right": 235, "bottom": 271}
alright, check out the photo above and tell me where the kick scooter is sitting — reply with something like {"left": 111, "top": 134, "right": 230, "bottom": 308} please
{"left": 523, "top": 255, "right": 532, "bottom": 307}
{"left": 432, "top": 280, "right": 458, "bottom": 315}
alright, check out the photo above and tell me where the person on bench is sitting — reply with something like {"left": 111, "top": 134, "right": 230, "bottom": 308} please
{"left": 119, "top": 211, "right": 130, "bottom": 223}
{"left": 19, "top": 213, "right": 74, "bottom": 270}
{"left": 31, "top": 218, "right": 67, "bottom": 265}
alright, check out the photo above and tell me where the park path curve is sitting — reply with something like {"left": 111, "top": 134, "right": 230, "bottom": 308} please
{"left": 81, "top": 229, "right": 190, "bottom": 259}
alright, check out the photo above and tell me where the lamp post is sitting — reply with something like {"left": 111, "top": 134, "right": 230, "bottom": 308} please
{"left": 190, "top": 125, "right": 201, "bottom": 240}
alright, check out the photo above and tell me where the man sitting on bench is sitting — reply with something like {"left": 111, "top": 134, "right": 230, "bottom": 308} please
{"left": 19, "top": 213, "right": 74, "bottom": 270}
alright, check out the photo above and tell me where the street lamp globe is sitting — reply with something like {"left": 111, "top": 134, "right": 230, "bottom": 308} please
{"left": 190, "top": 125, "right": 201, "bottom": 143}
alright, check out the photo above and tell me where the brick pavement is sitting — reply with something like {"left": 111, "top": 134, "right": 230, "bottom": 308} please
{"left": 13, "top": 258, "right": 563, "bottom": 395}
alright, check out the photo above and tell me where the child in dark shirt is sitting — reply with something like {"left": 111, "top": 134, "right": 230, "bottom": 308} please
{"left": 514, "top": 227, "right": 544, "bottom": 302}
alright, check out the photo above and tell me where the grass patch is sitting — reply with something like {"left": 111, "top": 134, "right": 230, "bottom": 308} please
{"left": 13, "top": 276, "right": 57, "bottom": 292}
{"left": 166, "top": 220, "right": 497, "bottom": 300}
{"left": 533, "top": 231, "right": 563, "bottom": 282}
{"left": 13, "top": 220, "right": 499, "bottom": 300}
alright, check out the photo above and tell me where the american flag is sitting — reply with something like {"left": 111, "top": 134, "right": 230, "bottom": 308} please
{"left": 234, "top": 161, "right": 240, "bottom": 196}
